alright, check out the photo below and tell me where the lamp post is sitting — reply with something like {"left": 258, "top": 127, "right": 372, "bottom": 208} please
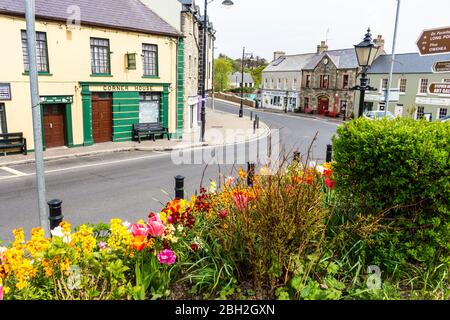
{"left": 239, "top": 48, "right": 254, "bottom": 118}
{"left": 200, "top": 0, "right": 234, "bottom": 142}
{"left": 352, "top": 28, "right": 380, "bottom": 117}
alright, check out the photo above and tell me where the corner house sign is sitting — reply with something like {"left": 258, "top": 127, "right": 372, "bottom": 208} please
{"left": 98, "top": 85, "right": 162, "bottom": 92}
{"left": 0, "top": 83, "right": 12, "bottom": 100}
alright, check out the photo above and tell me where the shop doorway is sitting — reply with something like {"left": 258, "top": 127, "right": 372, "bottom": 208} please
{"left": 317, "top": 96, "right": 329, "bottom": 114}
{"left": 92, "top": 93, "right": 112, "bottom": 143}
{"left": 43, "top": 104, "right": 66, "bottom": 148}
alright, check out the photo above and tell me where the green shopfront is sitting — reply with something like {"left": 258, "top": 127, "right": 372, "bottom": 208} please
{"left": 80, "top": 82, "right": 171, "bottom": 145}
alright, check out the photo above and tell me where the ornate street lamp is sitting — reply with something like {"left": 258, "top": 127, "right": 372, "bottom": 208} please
{"left": 352, "top": 28, "right": 379, "bottom": 117}
{"left": 200, "top": 0, "right": 234, "bottom": 142}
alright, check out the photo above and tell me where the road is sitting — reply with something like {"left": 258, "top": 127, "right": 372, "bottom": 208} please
{"left": 0, "top": 100, "right": 339, "bottom": 242}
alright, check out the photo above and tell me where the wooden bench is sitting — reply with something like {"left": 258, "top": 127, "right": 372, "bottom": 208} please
{"left": 133, "top": 123, "right": 170, "bottom": 143}
{"left": 0, "top": 133, "right": 27, "bottom": 156}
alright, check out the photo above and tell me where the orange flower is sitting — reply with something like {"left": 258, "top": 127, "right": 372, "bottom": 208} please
{"left": 131, "top": 236, "right": 147, "bottom": 252}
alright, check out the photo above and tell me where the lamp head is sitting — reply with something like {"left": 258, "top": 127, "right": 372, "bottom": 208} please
{"left": 222, "top": 0, "right": 234, "bottom": 8}
{"left": 354, "top": 28, "right": 380, "bottom": 68}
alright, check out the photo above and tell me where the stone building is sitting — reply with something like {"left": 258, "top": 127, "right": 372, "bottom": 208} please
{"left": 300, "top": 37, "right": 385, "bottom": 118}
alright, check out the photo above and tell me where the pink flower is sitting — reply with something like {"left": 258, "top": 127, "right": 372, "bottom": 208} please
{"left": 233, "top": 192, "right": 248, "bottom": 212}
{"left": 147, "top": 217, "right": 166, "bottom": 238}
{"left": 0, "top": 284, "right": 3, "bottom": 300}
{"left": 325, "top": 177, "right": 336, "bottom": 190}
{"left": 98, "top": 241, "right": 107, "bottom": 250}
{"left": 131, "top": 223, "right": 149, "bottom": 237}
{"left": 219, "top": 209, "right": 228, "bottom": 219}
{"left": 157, "top": 249, "right": 177, "bottom": 265}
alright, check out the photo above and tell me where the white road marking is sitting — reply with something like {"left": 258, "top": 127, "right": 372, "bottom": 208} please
{"left": 0, "top": 166, "right": 28, "bottom": 176}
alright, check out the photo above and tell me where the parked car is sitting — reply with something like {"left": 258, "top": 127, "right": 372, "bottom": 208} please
{"left": 363, "top": 110, "right": 395, "bottom": 120}
{"left": 440, "top": 115, "right": 450, "bottom": 122}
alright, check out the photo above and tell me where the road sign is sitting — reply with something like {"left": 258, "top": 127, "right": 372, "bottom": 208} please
{"left": 429, "top": 83, "right": 450, "bottom": 95}
{"left": 433, "top": 60, "right": 450, "bottom": 73}
{"left": 417, "top": 26, "right": 450, "bottom": 55}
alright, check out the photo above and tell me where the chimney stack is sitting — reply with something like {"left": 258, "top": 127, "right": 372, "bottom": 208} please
{"left": 317, "top": 41, "right": 328, "bottom": 54}
{"left": 374, "top": 35, "right": 385, "bottom": 55}
{"left": 273, "top": 51, "right": 286, "bottom": 61}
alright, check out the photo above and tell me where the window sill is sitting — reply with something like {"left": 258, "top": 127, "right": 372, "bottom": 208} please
{"left": 142, "top": 75, "right": 160, "bottom": 79}
{"left": 22, "top": 72, "right": 53, "bottom": 76}
{"left": 90, "top": 74, "right": 113, "bottom": 77}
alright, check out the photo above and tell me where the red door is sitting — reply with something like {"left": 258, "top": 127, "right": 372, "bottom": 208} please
{"left": 92, "top": 93, "right": 112, "bottom": 143}
{"left": 43, "top": 104, "right": 66, "bottom": 148}
{"left": 318, "top": 96, "right": 329, "bottom": 115}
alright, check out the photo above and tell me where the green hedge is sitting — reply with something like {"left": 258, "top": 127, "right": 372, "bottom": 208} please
{"left": 332, "top": 118, "right": 450, "bottom": 279}
{"left": 332, "top": 118, "right": 449, "bottom": 215}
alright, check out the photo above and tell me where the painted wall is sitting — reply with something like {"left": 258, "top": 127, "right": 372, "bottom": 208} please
{"left": 0, "top": 14, "right": 178, "bottom": 149}
{"left": 140, "top": 0, "right": 182, "bottom": 32}
{"left": 361, "top": 72, "right": 450, "bottom": 119}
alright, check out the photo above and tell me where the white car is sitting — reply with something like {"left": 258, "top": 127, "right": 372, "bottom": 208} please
{"left": 363, "top": 111, "right": 395, "bottom": 120}
{"left": 440, "top": 115, "right": 450, "bottom": 122}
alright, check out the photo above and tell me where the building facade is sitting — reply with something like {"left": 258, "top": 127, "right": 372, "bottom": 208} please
{"left": 229, "top": 72, "right": 254, "bottom": 88}
{"left": 0, "top": 0, "right": 183, "bottom": 151}
{"left": 364, "top": 53, "right": 450, "bottom": 120}
{"left": 262, "top": 51, "right": 315, "bottom": 112}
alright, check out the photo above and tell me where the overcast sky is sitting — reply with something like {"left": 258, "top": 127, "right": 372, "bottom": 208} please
{"left": 201, "top": 0, "right": 450, "bottom": 61}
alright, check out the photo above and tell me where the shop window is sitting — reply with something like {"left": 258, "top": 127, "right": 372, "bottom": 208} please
{"left": 143, "top": 44, "right": 158, "bottom": 77}
{"left": 416, "top": 106, "right": 425, "bottom": 119}
{"left": 21, "top": 30, "right": 49, "bottom": 73}
{"left": 305, "top": 75, "right": 311, "bottom": 88}
{"left": 400, "top": 78, "right": 407, "bottom": 93}
{"left": 139, "top": 93, "right": 161, "bottom": 124}
{"left": 90, "top": 38, "right": 110, "bottom": 75}
{"left": 342, "top": 75, "right": 349, "bottom": 89}
{"left": 0, "top": 103, "right": 7, "bottom": 134}
{"left": 320, "top": 75, "right": 329, "bottom": 89}
{"left": 419, "top": 79, "right": 428, "bottom": 94}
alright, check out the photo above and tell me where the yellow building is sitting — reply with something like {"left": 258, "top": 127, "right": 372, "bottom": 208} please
{"left": 0, "top": 0, "right": 184, "bottom": 151}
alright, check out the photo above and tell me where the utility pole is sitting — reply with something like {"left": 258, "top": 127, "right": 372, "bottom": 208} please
{"left": 239, "top": 46, "right": 245, "bottom": 118}
{"left": 200, "top": 0, "right": 208, "bottom": 142}
{"left": 385, "top": 0, "right": 401, "bottom": 116}
{"left": 25, "top": 0, "right": 50, "bottom": 236}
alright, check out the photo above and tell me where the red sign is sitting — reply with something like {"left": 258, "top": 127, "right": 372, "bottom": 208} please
{"left": 429, "top": 83, "right": 450, "bottom": 95}
{"left": 417, "top": 27, "right": 450, "bottom": 55}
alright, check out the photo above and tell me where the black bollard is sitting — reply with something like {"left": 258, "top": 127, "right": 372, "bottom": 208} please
{"left": 250, "top": 111, "right": 253, "bottom": 121}
{"left": 326, "top": 144, "right": 333, "bottom": 163}
{"left": 256, "top": 115, "right": 260, "bottom": 129}
{"left": 247, "top": 162, "right": 256, "bottom": 187}
{"left": 48, "top": 199, "right": 63, "bottom": 231}
{"left": 253, "top": 120, "right": 257, "bottom": 134}
{"left": 293, "top": 151, "right": 301, "bottom": 163}
{"left": 175, "top": 175, "right": 185, "bottom": 199}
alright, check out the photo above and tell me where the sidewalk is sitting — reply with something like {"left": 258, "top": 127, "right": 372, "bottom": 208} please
{"left": 0, "top": 109, "right": 270, "bottom": 167}
{"left": 214, "top": 98, "right": 344, "bottom": 124}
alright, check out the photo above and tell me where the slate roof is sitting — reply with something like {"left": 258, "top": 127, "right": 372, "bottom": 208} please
{"left": 368, "top": 53, "right": 450, "bottom": 74}
{"left": 0, "top": 0, "right": 180, "bottom": 37}
{"left": 229, "top": 72, "right": 254, "bottom": 84}
{"left": 303, "top": 48, "right": 359, "bottom": 70}
{"left": 264, "top": 53, "right": 317, "bottom": 72}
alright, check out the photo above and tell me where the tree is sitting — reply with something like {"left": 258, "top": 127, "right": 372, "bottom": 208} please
{"left": 214, "top": 58, "right": 233, "bottom": 92}
{"left": 250, "top": 65, "right": 267, "bottom": 88}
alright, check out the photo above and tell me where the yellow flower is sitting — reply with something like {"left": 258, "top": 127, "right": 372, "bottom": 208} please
{"left": 60, "top": 221, "right": 72, "bottom": 234}
{"left": 238, "top": 168, "right": 247, "bottom": 180}
{"left": 70, "top": 225, "right": 97, "bottom": 257}
{"left": 108, "top": 219, "right": 132, "bottom": 251}
{"left": 25, "top": 228, "right": 50, "bottom": 259}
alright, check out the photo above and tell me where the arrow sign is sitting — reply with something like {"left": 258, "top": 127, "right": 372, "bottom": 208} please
{"left": 417, "top": 26, "right": 450, "bottom": 55}
{"left": 433, "top": 60, "right": 450, "bottom": 73}
{"left": 429, "top": 83, "right": 450, "bottom": 95}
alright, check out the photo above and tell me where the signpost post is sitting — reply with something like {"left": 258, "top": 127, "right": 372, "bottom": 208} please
{"left": 417, "top": 26, "right": 450, "bottom": 56}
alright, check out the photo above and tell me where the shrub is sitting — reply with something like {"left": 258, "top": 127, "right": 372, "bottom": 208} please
{"left": 331, "top": 118, "right": 450, "bottom": 288}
